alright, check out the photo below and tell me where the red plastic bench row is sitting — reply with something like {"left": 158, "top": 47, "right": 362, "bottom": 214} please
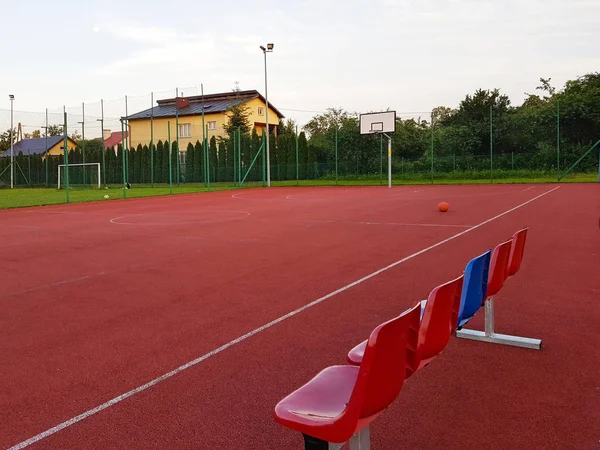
{"left": 274, "top": 227, "right": 539, "bottom": 450}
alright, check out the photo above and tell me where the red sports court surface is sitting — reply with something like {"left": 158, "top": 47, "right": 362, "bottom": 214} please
{"left": 1, "top": 184, "right": 598, "bottom": 449}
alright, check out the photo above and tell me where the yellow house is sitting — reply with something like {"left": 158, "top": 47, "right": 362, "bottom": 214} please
{"left": 0, "top": 135, "right": 78, "bottom": 159}
{"left": 124, "top": 90, "right": 284, "bottom": 150}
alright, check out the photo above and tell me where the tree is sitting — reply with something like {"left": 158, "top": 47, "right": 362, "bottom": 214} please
{"left": 445, "top": 89, "right": 511, "bottom": 127}
{"left": 217, "top": 140, "right": 226, "bottom": 182}
{"left": 156, "top": 140, "right": 164, "bottom": 183}
{"left": 194, "top": 140, "right": 203, "bottom": 183}
{"left": 186, "top": 142, "right": 195, "bottom": 182}
{"left": 141, "top": 144, "right": 149, "bottom": 182}
{"left": 209, "top": 136, "right": 218, "bottom": 181}
{"left": 47, "top": 125, "right": 63, "bottom": 136}
{"left": 135, "top": 143, "right": 143, "bottom": 183}
{"left": 0, "top": 128, "right": 16, "bottom": 153}
{"left": 297, "top": 132, "right": 308, "bottom": 179}
{"left": 536, "top": 78, "right": 556, "bottom": 97}
{"left": 432, "top": 106, "right": 453, "bottom": 126}
{"left": 163, "top": 140, "right": 170, "bottom": 183}
{"left": 223, "top": 96, "right": 252, "bottom": 136}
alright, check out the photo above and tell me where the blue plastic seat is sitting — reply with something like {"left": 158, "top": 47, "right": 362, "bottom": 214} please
{"left": 457, "top": 250, "right": 491, "bottom": 328}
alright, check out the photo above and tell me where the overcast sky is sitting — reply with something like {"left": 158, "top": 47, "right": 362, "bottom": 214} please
{"left": 1, "top": 0, "right": 598, "bottom": 131}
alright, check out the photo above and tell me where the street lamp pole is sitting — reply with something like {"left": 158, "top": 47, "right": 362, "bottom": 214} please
{"left": 9, "top": 95, "right": 14, "bottom": 188}
{"left": 260, "top": 43, "right": 274, "bottom": 187}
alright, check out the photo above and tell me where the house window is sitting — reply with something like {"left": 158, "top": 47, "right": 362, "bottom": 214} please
{"left": 178, "top": 123, "right": 191, "bottom": 138}
{"left": 179, "top": 151, "right": 186, "bottom": 165}
{"left": 208, "top": 121, "right": 216, "bottom": 130}
{"left": 258, "top": 107, "right": 264, "bottom": 116}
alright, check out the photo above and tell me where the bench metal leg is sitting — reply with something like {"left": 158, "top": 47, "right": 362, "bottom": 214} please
{"left": 302, "top": 426, "right": 370, "bottom": 450}
{"left": 349, "top": 426, "right": 370, "bottom": 450}
{"left": 455, "top": 298, "right": 542, "bottom": 350}
{"left": 302, "top": 434, "right": 344, "bottom": 450}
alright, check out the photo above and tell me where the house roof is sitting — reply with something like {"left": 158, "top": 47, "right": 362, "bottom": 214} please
{"left": 102, "top": 131, "right": 127, "bottom": 148}
{"left": 0, "top": 136, "right": 68, "bottom": 157}
{"left": 124, "top": 90, "right": 284, "bottom": 121}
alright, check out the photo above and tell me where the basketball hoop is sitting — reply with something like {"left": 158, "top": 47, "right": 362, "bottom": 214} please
{"left": 360, "top": 111, "right": 396, "bottom": 188}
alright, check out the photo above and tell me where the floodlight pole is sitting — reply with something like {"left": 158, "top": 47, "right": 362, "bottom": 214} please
{"left": 260, "top": 43, "right": 274, "bottom": 187}
{"left": 9, "top": 95, "right": 14, "bottom": 188}
{"left": 383, "top": 133, "right": 392, "bottom": 188}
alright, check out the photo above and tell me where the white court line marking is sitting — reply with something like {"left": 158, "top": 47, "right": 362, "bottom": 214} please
{"left": 0, "top": 274, "right": 108, "bottom": 300}
{"left": 522, "top": 186, "right": 535, "bottom": 192}
{"left": 109, "top": 211, "right": 250, "bottom": 225}
{"left": 7, "top": 186, "right": 561, "bottom": 450}
{"left": 4, "top": 224, "right": 44, "bottom": 230}
{"left": 303, "top": 220, "right": 472, "bottom": 228}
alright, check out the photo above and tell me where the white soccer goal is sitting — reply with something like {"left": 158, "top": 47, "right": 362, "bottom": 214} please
{"left": 58, "top": 163, "right": 101, "bottom": 189}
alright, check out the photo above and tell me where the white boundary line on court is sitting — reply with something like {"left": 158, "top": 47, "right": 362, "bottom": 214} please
{"left": 8, "top": 186, "right": 560, "bottom": 450}
{"left": 109, "top": 210, "right": 251, "bottom": 226}
{"left": 302, "top": 220, "right": 473, "bottom": 228}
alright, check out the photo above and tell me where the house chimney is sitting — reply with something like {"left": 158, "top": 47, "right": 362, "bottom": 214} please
{"left": 176, "top": 97, "right": 190, "bottom": 109}
{"left": 103, "top": 129, "right": 111, "bottom": 140}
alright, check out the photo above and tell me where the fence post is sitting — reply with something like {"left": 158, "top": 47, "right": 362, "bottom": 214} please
{"left": 335, "top": 127, "right": 338, "bottom": 185}
{"left": 490, "top": 104, "right": 493, "bottom": 184}
{"left": 125, "top": 95, "right": 130, "bottom": 184}
{"left": 150, "top": 92, "right": 154, "bottom": 187}
{"left": 168, "top": 121, "right": 173, "bottom": 195}
{"left": 81, "top": 102, "right": 86, "bottom": 185}
{"left": 120, "top": 119, "right": 126, "bottom": 199}
{"left": 201, "top": 83, "right": 207, "bottom": 188}
{"left": 512, "top": 151, "right": 514, "bottom": 171}
{"left": 238, "top": 127, "right": 242, "bottom": 187}
{"left": 45, "top": 108, "right": 49, "bottom": 187}
{"left": 296, "top": 125, "right": 299, "bottom": 186}
{"left": 430, "top": 112, "right": 434, "bottom": 184}
{"left": 64, "top": 110, "right": 70, "bottom": 203}
{"left": 176, "top": 88, "right": 180, "bottom": 187}
{"left": 232, "top": 131, "right": 236, "bottom": 183}
{"left": 556, "top": 99, "right": 560, "bottom": 182}
{"left": 205, "top": 126, "right": 210, "bottom": 191}
{"left": 262, "top": 132, "right": 266, "bottom": 186}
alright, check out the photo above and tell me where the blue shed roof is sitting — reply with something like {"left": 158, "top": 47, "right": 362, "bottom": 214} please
{"left": 0, "top": 136, "right": 65, "bottom": 158}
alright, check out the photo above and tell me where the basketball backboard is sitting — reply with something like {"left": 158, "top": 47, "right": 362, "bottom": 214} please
{"left": 359, "top": 111, "right": 396, "bottom": 135}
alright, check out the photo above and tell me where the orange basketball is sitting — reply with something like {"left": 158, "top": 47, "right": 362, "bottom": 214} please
{"left": 438, "top": 202, "right": 449, "bottom": 212}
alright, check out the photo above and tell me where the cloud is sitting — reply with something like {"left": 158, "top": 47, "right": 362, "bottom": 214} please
{"left": 93, "top": 24, "right": 220, "bottom": 76}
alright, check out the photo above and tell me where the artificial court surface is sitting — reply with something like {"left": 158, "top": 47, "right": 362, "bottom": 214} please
{"left": 1, "top": 184, "right": 598, "bottom": 449}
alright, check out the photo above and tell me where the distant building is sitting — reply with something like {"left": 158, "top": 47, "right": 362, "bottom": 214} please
{"left": 124, "top": 89, "right": 284, "bottom": 150}
{"left": 98, "top": 130, "right": 128, "bottom": 152}
{"left": 0, "top": 136, "right": 77, "bottom": 158}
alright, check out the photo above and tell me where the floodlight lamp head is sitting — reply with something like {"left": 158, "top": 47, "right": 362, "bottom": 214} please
{"left": 9, "top": 94, "right": 14, "bottom": 100}
{"left": 267, "top": 43, "right": 274, "bottom": 50}
{"left": 260, "top": 45, "right": 266, "bottom": 51}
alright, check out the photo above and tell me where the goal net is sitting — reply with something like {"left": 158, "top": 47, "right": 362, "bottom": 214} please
{"left": 58, "top": 163, "right": 101, "bottom": 189}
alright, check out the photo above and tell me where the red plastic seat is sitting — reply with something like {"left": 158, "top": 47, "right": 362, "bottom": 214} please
{"left": 273, "top": 303, "right": 421, "bottom": 445}
{"left": 485, "top": 239, "right": 513, "bottom": 299}
{"left": 455, "top": 227, "right": 541, "bottom": 350}
{"left": 347, "top": 276, "right": 463, "bottom": 374}
{"left": 507, "top": 227, "right": 528, "bottom": 278}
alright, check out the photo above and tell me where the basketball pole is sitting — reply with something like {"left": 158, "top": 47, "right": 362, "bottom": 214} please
{"left": 384, "top": 133, "right": 391, "bottom": 188}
